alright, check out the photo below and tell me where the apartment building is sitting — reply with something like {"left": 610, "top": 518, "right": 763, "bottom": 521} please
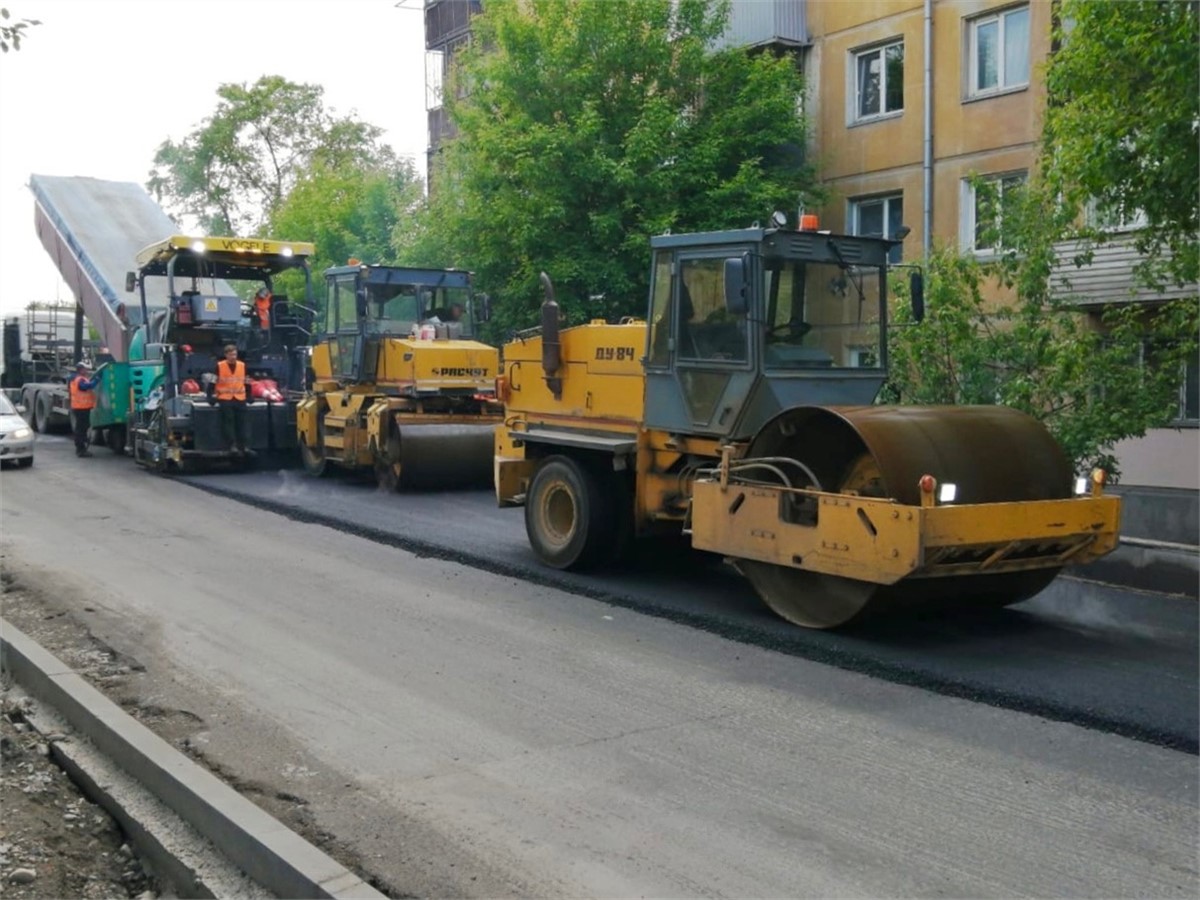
{"left": 423, "top": 0, "right": 1198, "bottom": 491}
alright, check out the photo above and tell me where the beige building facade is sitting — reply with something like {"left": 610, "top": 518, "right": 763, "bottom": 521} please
{"left": 802, "top": 0, "right": 1196, "bottom": 490}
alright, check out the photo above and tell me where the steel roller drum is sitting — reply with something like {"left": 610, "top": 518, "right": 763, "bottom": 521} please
{"left": 736, "top": 405, "right": 1072, "bottom": 629}
{"left": 393, "top": 424, "right": 495, "bottom": 490}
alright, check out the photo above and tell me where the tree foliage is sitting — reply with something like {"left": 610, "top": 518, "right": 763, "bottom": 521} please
{"left": 0, "top": 7, "right": 39, "bottom": 53}
{"left": 886, "top": 243, "right": 1195, "bottom": 477}
{"left": 398, "top": 0, "right": 816, "bottom": 335}
{"left": 267, "top": 159, "right": 425, "bottom": 307}
{"left": 1042, "top": 0, "right": 1199, "bottom": 287}
{"left": 887, "top": 1, "right": 1199, "bottom": 477}
{"left": 148, "top": 76, "right": 399, "bottom": 237}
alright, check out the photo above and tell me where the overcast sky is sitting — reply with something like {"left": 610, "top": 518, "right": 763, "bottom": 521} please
{"left": 0, "top": 0, "right": 428, "bottom": 319}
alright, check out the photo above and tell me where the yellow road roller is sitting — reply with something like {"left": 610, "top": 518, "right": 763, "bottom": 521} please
{"left": 298, "top": 264, "right": 501, "bottom": 490}
{"left": 494, "top": 219, "right": 1121, "bottom": 628}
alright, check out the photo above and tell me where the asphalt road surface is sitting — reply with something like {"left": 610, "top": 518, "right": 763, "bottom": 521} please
{"left": 2, "top": 436, "right": 1196, "bottom": 898}
{"left": 185, "top": 453, "right": 1198, "bottom": 753}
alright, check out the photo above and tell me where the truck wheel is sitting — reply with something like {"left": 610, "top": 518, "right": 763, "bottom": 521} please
{"left": 525, "top": 456, "right": 613, "bottom": 570}
{"left": 34, "top": 393, "right": 52, "bottom": 433}
{"left": 106, "top": 425, "right": 127, "bottom": 454}
{"left": 20, "top": 389, "right": 36, "bottom": 428}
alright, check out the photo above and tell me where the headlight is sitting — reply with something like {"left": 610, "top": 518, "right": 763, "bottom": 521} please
{"left": 11, "top": 427, "right": 31, "bottom": 439}
{"left": 938, "top": 482, "right": 957, "bottom": 503}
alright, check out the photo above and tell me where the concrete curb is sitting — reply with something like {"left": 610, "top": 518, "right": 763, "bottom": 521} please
{"left": 1, "top": 618, "right": 384, "bottom": 899}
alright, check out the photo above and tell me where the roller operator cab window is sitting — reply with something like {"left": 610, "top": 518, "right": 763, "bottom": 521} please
{"left": 761, "top": 258, "right": 883, "bottom": 371}
{"left": 331, "top": 277, "right": 475, "bottom": 338}
{"left": 677, "top": 257, "right": 748, "bottom": 363}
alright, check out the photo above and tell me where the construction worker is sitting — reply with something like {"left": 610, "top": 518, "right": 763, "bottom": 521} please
{"left": 69, "top": 361, "right": 98, "bottom": 458}
{"left": 252, "top": 287, "right": 272, "bottom": 331}
{"left": 213, "top": 344, "right": 249, "bottom": 455}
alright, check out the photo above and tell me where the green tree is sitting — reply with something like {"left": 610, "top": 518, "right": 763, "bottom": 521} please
{"left": 1041, "top": 0, "right": 1199, "bottom": 288}
{"left": 148, "top": 76, "right": 396, "bottom": 236}
{"left": 886, "top": 241, "right": 1196, "bottom": 477}
{"left": 398, "top": 0, "right": 816, "bottom": 334}
{"left": 0, "top": 7, "right": 39, "bottom": 53}
{"left": 267, "top": 158, "right": 425, "bottom": 312}
{"left": 886, "top": 1, "right": 1199, "bottom": 478}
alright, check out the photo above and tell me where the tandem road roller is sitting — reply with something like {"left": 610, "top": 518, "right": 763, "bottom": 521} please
{"left": 494, "top": 217, "right": 1122, "bottom": 629}
{"left": 298, "top": 263, "right": 501, "bottom": 489}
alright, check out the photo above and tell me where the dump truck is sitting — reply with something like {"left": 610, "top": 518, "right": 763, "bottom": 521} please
{"left": 123, "top": 235, "right": 315, "bottom": 471}
{"left": 12, "top": 174, "right": 184, "bottom": 451}
{"left": 3, "top": 303, "right": 100, "bottom": 434}
{"left": 297, "top": 263, "right": 501, "bottom": 489}
{"left": 494, "top": 217, "right": 1122, "bottom": 629}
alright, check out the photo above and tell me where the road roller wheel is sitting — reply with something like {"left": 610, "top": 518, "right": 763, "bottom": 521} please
{"left": 376, "top": 457, "right": 401, "bottom": 492}
{"left": 734, "top": 405, "right": 1073, "bottom": 629}
{"left": 299, "top": 438, "right": 328, "bottom": 477}
{"left": 525, "top": 456, "right": 613, "bottom": 569}
{"left": 374, "top": 429, "right": 402, "bottom": 492}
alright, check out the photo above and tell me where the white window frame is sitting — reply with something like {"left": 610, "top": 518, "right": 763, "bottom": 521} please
{"left": 962, "top": 172, "right": 1026, "bottom": 255}
{"left": 851, "top": 39, "right": 904, "bottom": 123}
{"left": 1085, "top": 198, "right": 1149, "bottom": 233}
{"left": 849, "top": 346, "right": 880, "bottom": 369}
{"left": 849, "top": 193, "right": 905, "bottom": 263}
{"left": 1178, "top": 354, "right": 1199, "bottom": 425}
{"left": 967, "top": 4, "right": 1031, "bottom": 98}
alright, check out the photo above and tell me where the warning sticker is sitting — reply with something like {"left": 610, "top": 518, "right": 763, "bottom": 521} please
{"left": 204, "top": 298, "right": 218, "bottom": 312}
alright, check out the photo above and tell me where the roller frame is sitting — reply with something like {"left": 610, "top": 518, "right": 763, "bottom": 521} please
{"left": 688, "top": 478, "right": 1121, "bottom": 585}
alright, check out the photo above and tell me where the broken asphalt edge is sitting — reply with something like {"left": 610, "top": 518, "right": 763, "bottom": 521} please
{"left": 0, "top": 618, "right": 384, "bottom": 899}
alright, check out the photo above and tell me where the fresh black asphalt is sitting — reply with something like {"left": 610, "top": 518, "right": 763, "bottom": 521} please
{"left": 182, "top": 465, "right": 1199, "bottom": 754}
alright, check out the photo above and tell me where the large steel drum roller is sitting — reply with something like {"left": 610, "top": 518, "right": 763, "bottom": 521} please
{"left": 377, "top": 423, "right": 495, "bottom": 491}
{"left": 735, "top": 405, "right": 1073, "bottom": 628}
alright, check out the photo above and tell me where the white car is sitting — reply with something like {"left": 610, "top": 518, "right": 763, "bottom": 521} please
{"left": 0, "top": 392, "right": 34, "bottom": 468}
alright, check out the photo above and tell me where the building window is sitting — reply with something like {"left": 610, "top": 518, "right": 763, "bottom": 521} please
{"left": 968, "top": 5, "right": 1030, "bottom": 96}
{"left": 1085, "top": 199, "right": 1149, "bottom": 233}
{"left": 849, "top": 346, "right": 879, "bottom": 368}
{"left": 1177, "top": 352, "right": 1199, "bottom": 424}
{"left": 854, "top": 40, "right": 904, "bottom": 120}
{"left": 851, "top": 194, "right": 904, "bottom": 263}
{"left": 963, "top": 173, "right": 1026, "bottom": 253}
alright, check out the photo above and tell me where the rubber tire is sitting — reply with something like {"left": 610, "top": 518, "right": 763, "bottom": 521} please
{"left": 20, "top": 389, "right": 36, "bottom": 428}
{"left": 34, "top": 393, "right": 52, "bottom": 433}
{"left": 106, "top": 425, "right": 127, "bottom": 455}
{"left": 524, "top": 456, "right": 614, "bottom": 570}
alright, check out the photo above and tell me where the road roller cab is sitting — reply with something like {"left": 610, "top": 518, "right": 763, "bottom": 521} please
{"left": 298, "top": 263, "right": 502, "bottom": 490}
{"left": 495, "top": 215, "right": 1122, "bottom": 628}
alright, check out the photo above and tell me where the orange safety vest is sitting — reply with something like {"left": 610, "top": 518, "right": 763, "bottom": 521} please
{"left": 69, "top": 375, "right": 96, "bottom": 411}
{"left": 254, "top": 294, "right": 271, "bottom": 329}
{"left": 215, "top": 359, "right": 247, "bottom": 401}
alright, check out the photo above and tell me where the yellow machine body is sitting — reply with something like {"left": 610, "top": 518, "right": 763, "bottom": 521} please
{"left": 300, "top": 264, "right": 502, "bottom": 490}
{"left": 496, "top": 227, "right": 1122, "bottom": 628}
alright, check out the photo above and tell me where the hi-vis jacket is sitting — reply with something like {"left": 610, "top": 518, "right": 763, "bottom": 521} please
{"left": 215, "top": 359, "right": 247, "bottom": 401}
{"left": 69, "top": 374, "right": 97, "bottom": 410}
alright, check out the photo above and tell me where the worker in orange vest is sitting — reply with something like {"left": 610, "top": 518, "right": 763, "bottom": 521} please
{"left": 69, "top": 360, "right": 98, "bottom": 458}
{"left": 213, "top": 344, "right": 249, "bottom": 455}
{"left": 252, "top": 287, "right": 272, "bottom": 331}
